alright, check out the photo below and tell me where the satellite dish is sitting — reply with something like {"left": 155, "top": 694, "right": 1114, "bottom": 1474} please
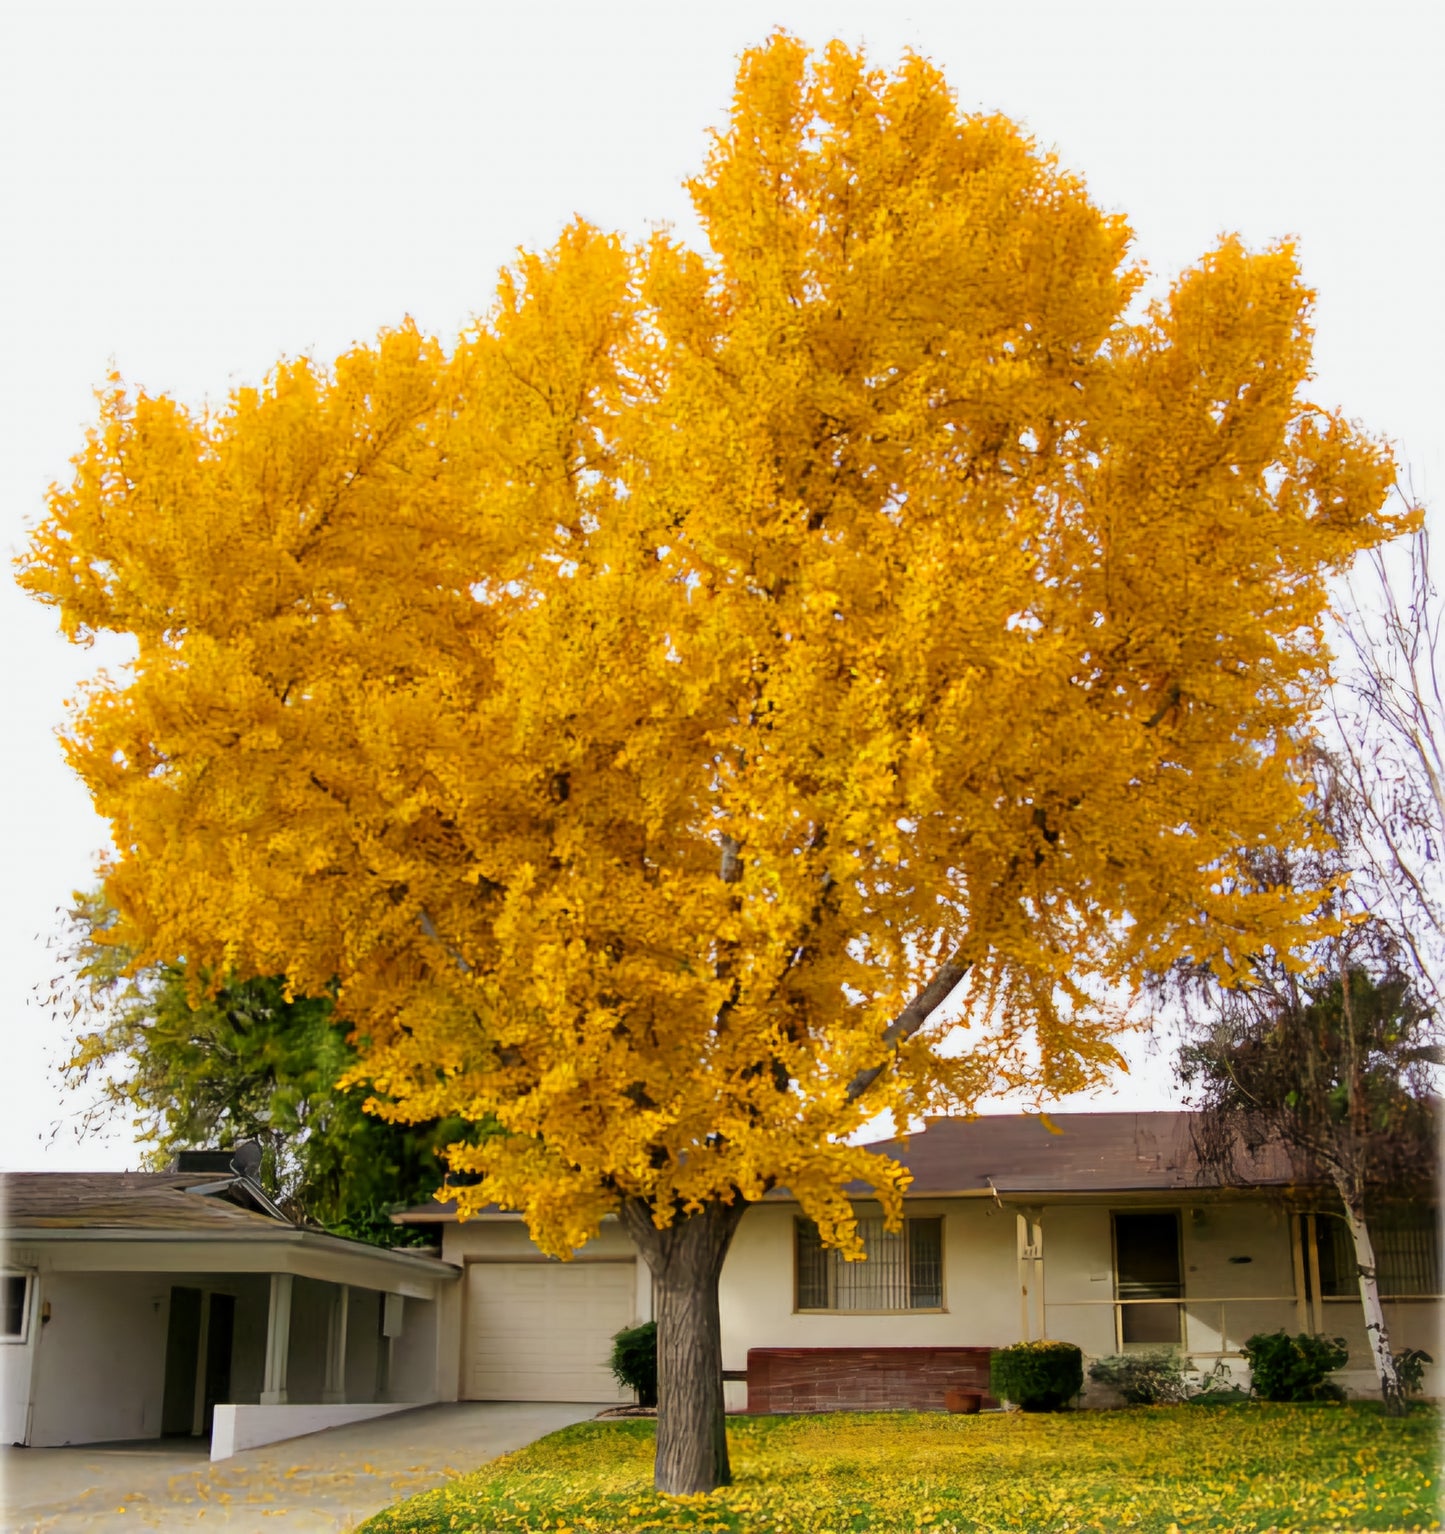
{"left": 230, "top": 1140, "right": 264, "bottom": 1183}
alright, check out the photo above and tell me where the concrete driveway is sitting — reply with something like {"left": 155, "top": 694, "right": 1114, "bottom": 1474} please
{"left": 1, "top": 1401, "right": 607, "bottom": 1532}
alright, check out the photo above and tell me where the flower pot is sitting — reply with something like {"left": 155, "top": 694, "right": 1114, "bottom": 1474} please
{"left": 944, "top": 1387, "right": 982, "bottom": 1414}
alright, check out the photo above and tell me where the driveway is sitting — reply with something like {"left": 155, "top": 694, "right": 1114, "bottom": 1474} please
{"left": 1, "top": 1401, "right": 606, "bottom": 1532}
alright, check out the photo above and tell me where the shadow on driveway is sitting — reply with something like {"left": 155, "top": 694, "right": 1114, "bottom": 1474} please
{"left": 2, "top": 1401, "right": 607, "bottom": 1532}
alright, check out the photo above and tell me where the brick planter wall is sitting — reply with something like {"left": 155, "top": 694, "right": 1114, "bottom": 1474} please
{"left": 745, "top": 1346, "right": 997, "bottom": 1414}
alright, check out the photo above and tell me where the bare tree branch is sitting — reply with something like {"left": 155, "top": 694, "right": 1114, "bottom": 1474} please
{"left": 1329, "top": 503, "right": 1445, "bottom": 999}
{"left": 845, "top": 953, "right": 972, "bottom": 1103}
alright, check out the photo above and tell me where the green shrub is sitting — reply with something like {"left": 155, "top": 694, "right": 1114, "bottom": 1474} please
{"left": 1088, "top": 1350, "right": 1191, "bottom": 1405}
{"left": 1241, "top": 1330, "right": 1348, "bottom": 1402}
{"left": 609, "top": 1320, "right": 657, "bottom": 1407}
{"left": 990, "top": 1340, "right": 1084, "bottom": 1412}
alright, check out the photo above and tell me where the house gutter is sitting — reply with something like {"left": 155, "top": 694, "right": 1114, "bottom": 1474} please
{"left": 5, "top": 1226, "right": 458, "bottom": 1273}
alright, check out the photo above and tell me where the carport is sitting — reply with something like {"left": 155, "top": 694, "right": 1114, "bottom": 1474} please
{"left": 1, "top": 1170, "right": 459, "bottom": 1458}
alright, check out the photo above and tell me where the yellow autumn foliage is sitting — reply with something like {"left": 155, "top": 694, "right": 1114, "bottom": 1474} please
{"left": 355, "top": 1406, "right": 1440, "bottom": 1533}
{"left": 19, "top": 38, "right": 1409, "bottom": 1255}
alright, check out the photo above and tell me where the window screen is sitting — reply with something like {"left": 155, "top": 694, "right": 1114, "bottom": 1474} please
{"left": 796, "top": 1217, "right": 943, "bottom": 1311}
{"left": 1113, "top": 1211, "right": 1182, "bottom": 1345}
{"left": 2, "top": 1274, "right": 29, "bottom": 1340}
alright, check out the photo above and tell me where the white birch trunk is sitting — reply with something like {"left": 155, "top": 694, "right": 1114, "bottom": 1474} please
{"left": 1339, "top": 1195, "right": 1406, "bottom": 1415}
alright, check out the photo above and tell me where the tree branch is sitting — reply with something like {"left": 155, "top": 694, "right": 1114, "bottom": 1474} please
{"left": 845, "top": 952, "right": 971, "bottom": 1103}
{"left": 419, "top": 909, "right": 474, "bottom": 975}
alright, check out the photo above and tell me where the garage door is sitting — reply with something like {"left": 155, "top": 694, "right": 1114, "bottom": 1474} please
{"left": 463, "top": 1261, "right": 637, "bottom": 1402}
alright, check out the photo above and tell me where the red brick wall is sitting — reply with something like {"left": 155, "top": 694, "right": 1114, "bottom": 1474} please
{"left": 745, "top": 1346, "right": 997, "bottom": 1414}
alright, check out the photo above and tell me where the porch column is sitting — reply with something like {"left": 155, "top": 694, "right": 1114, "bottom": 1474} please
{"left": 1304, "top": 1214, "right": 1326, "bottom": 1333}
{"left": 1016, "top": 1210, "right": 1044, "bottom": 1342}
{"left": 260, "top": 1272, "right": 293, "bottom": 1405}
{"left": 1289, "top": 1212, "right": 1312, "bottom": 1334}
{"left": 323, "top": 1285, "right": 350, "bottom": 1404}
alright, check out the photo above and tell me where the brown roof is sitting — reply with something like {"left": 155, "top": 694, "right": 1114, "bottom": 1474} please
{"left": 2, "top": 1172, "right": 293, "bottom": 1234}
{"left": 852, "top": 1111, "right": 1298, "bottom": 1196}
{"left": 392, "top": 1111, "right": 1300, "bottom": 1223}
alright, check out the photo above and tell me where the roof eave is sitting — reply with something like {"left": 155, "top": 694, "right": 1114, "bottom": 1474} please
{"left": 4, "top": 1224, "right": 459, "bottom": 1273}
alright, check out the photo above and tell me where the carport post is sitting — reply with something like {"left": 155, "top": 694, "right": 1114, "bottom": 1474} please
{"left": 323, "top": 1285, "right": 349, "bottom": 1404}
{"left": 260, "top": 1272, "right": 293, "bottom": 1405}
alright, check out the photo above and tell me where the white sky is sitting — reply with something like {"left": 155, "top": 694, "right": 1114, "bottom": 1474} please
{"left": 1, "top": 1, "right": 1441, "bottom": 1171}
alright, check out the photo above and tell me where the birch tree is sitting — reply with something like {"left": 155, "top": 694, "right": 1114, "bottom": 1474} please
{"left": 1330, "top": 519, "right": 1445, "bottom": 998}
{"left": 1177, "top": 823, "right": 1440, "bottom": 1416}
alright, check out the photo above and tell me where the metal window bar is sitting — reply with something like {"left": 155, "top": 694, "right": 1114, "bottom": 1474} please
{"left": 1317, "top": 1209, "right": 1440, "bottom": 1298}
{"left": 909, "top": 1218, "right": 943, "bottom": 1308}
{"left": 795, "top": 1217, "right": 943, "bottom": 1311}
{"left": 1374, "top": 1210, "right": 1441, "bottom": 1296}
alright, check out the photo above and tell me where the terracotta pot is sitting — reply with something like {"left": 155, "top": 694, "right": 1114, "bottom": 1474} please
{"left": 944, "top": 1387, "right": 982, "bottom": 1414}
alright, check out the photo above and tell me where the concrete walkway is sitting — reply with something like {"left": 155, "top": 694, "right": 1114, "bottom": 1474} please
{"left": 1, "top": 1401, "right": 606, "bottom": 1533}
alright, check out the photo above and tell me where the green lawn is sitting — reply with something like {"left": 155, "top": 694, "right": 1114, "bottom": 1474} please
{"left": 358, "top": 1403, "right": 1440, "bottom": 1533}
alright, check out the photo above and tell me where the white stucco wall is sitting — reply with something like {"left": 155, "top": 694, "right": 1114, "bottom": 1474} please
{"left": 211, "top": 1400, "right": 416, "bottom": 1460}
{"left": 1323, "top": 1298, "right": 1444, "bottom": 1399}
{"left": 1036, "top": 1205, "right": 1118, "bottom": 1359}
{"left": 225, "top": 1273, "right": 274, "bottom": 1404}
{"left": 1179, "top": 1200, "right": 1299, "bottom": 1356}
{"left": 389, "top": 1293, "right": 443, "bottom": 1403}
{"left": 1033, "top": 1199, "right": 1445, "bottom": 1399}
{"left": 717, "top": 1199, "right": 1019, "bottom": 1410}
{"left": 431, "top": 1197, "right": 1441, "bottom": 1406}
{"left": 27, "top": 1272, "right": 171, "bottom": 1446}
{"left": 718, "top": 1199, "right": 1018, "bottom": 1361}
{"left": 346, "top": 1287, "right": 385, "bottom": 1403}
{"left": 282, "top": 1276, "right": 333, "bottom": 1404}
{"left": 1043, "top": 1199, "right": 1305, "bottom": 1364}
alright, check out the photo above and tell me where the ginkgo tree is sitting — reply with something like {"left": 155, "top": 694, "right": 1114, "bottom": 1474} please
{"left": 21, "top": 36, "right": 1409, "bottom": 1494}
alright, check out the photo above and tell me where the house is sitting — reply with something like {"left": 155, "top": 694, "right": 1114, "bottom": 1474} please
{"left": 4, "top": 1112, "right": 1439, "bottom": 1459}
{"left": 391, "top": 1112, "right": 1442, "bottom": 1411}
{"left": 0, "top": 1161, "right": 458, "bottom": 1458}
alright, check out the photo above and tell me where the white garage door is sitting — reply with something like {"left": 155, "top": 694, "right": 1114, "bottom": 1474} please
{"left": 463, "top": 1261, "right": 637, "bottom": 1402}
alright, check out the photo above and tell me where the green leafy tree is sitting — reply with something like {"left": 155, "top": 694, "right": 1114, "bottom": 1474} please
{"left": 57, "top": 891, "right": 475, "bottom": 1244}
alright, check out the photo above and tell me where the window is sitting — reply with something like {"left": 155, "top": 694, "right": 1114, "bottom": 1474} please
{"left": 795, "top": 1216, "right": 943, "bottom": 1311}
{"left": 2, "top": 1273, "right": 30, "bottom": 1342}
{"left": 1312, "top": 1207, "right": 1440, "bottom": 1298}
{"left": 1113, "top": 1211, "right": 1183, "bottom": 1345}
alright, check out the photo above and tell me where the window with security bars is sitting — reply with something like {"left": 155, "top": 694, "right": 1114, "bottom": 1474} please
{"left": 1314, "top": 1207, "right": 1440, "bottom": 1297}
{"left": 795, "top": 1216, "right": 944, "bottom": 1311}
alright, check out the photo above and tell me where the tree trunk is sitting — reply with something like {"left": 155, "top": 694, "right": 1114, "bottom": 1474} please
{"left": 621, "top": 1197, "right": 749, "bottom": 1495}
{"left": 1336, "top": 1187, "right": 1406, "bottom": 1416}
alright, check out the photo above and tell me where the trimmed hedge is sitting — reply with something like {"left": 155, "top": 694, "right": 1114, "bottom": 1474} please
{"left": 990, "top": 1340, "right": 1084, "bottom": 1411}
